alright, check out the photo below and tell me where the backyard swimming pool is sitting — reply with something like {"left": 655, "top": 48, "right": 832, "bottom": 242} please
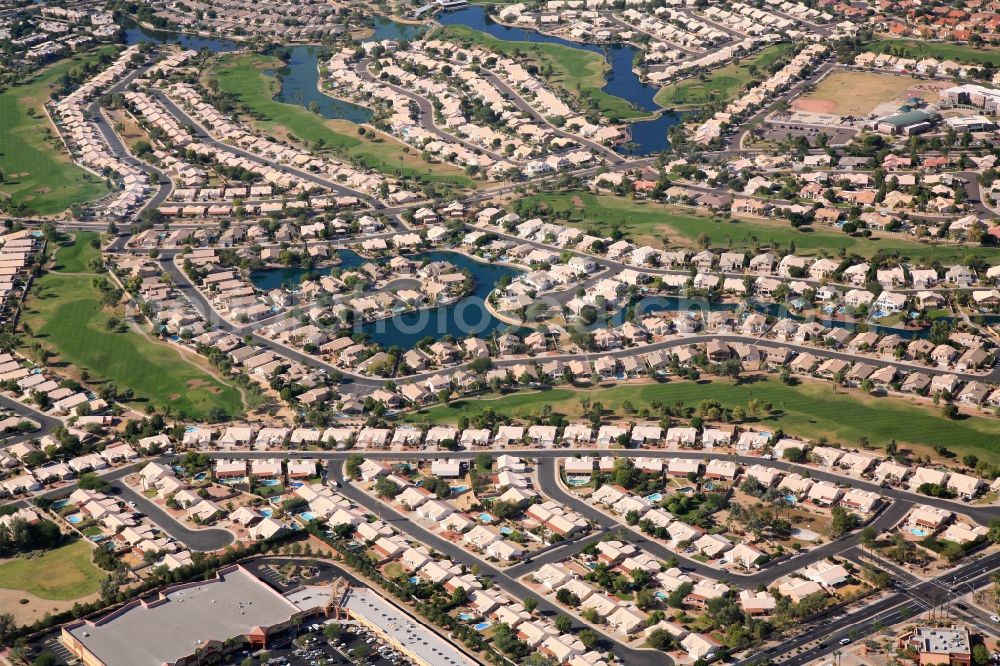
{"left": 910, "top": 527, "right": 928, "bottom": 537}
{"left": 51, "top": 499, "right": 70, "bottom": 510}
{"left": 450, "top": 485, "right": 469, "bottom": 494}
{"left": 67, "top": 515, "right": 82, "bottom": 524}
{"left": 299, "top": 511, "right": 316, "bottom": 521}
{"left": 474, "top": 621, "right": 492, "bottom": 631}
{"left": 259, "top": 479, "right": 282, "bottom": 486}
{"left": 567, "top": 476, "right": 591, "bottom": 486}
{"left": 644, "top": 492, "right": 663, "bottom": 502}
{"left": 261, "top": 509, "right": 274, "bottom": 518}
{"left": 478, "top": 513, "right": 494, "bottom": 523}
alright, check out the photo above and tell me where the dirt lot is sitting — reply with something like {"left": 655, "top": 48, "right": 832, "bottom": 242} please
{"left": 0, "top": 587, "right": 100, "bottom": 625}
{"left": 792, "top": 70, "right": 948, "bottom": 116}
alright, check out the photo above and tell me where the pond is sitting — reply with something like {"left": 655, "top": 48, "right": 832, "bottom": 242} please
{"left": 437, "top": 6, "right": 685, "bottom": 154}
{"left": 265, "top": 46, "right": 374, "bottom": 124}
{"left": 370, "top": 15, "right": 428, "bottom": 42}
{"left": 360, "top": 250, "right": 523, "bottom": 349}
{"left": 123, "top": 18, "right": 241, "bottom": 52}
{"left": 250, "top": 249, "right": 523, "bottom": 349}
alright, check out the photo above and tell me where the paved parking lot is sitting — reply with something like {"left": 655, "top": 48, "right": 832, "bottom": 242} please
{"left": 251, "top": 624, "right": 404, "bottom": 666}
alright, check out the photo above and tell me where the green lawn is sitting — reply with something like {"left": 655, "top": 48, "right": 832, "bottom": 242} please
{"left": 438, "top": 24, "right": 650, "bottom": 121}
{"left": 209, "top": 54, "right": 475, "bottom": 188}
{"left": 403, "top": 377, "right": 1000, "bottom": 459}
{"left": 22, "top": 238, "right": 243, "bottom": 420}
{"left": 866, "top": 39, "right": 1000, "bottom": 67}
{"left": 52, "top": 231, "right": 100, "bottom": 273}
{"left": 0, "top": 540, "right": 103, "bottom": 600}
{"left": 0, "top": 47, "right": 119, "bottom": 216}
{"left": 654, "top": 43, "right": 794, "bottom": 108}
{"left": 516, "top": 190, "right": 1000, "bottom": 264}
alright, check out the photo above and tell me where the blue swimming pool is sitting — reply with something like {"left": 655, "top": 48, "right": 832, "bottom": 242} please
{"left": 567, "top": 476, "right": 591, "bottom": 486}
{"left": 478, "top": 513, "right": 493, "bottom": 523}
{"left": 259, "top": 479, "right": 281, "bottom": 486}
{"left": 473, "top": 621, "right": 492, "bottom": 631}
{"left": 458, "top": 613, "right": 475, "bottom": 621}
{"left": 261, "top": 509, "right": 274, "bottom": 518}
{"left": 500, "top": 527, "right": 513, "bottom": 535}
{"left": 193, "top": 472, "right": 206, "bottom": 481}
{"left": 67, "top": 515, "right": 82, "bottom": 524}
{"left": 704, "top": 482, "right": 716, "bottom": 491}
{"left": 299, "top": 511, "right": 316, "bottom": 521}
{"left": 450, "top": 485, "right": 469, "bottom": 493}
{"left": 51, "top": 499, "right": 70, "bottom": 509}
{"left": 910, "top": 527, "right": 928, "bottom": 537}
{"left": 785, "top": 494, "right": 798, "bottom": 504}
{"left": 409, "top": 576, "right": 420, "bottom": 584}
{"left": 655, "top": 591, "right": 668, "bottom": 601}
{"left": 644, "top": 492, "right": 663, "bottom": 502}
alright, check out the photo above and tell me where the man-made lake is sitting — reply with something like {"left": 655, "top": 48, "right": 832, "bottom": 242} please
{"left": 124, "top": 9, "right": 680, "bottom": 153}
{"left": 265, "top": 46, "right": 373, "bottom": 124}
{"left": 370, "top": 15, "right": 427, "bottom": 41}
{"left": 437, "top": 5, "right": 683, "bottom": 154}
{"left": 251, "top": 249, "right": 523, "bottom": 348}
{"left": 123, "top": 19, "right": 240, "bottom": 52}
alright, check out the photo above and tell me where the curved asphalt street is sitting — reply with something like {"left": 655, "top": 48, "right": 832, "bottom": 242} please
{"left": 0, "top": 395, "right": 62, "bottom": 448}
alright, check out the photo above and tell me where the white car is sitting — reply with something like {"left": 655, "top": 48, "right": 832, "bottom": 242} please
{"left": 127, "top": 501, "right": 136, "bottom": 507}
{"left": 990, "top": 615, "right": 1000, "bottom": 623}
{"left": 839, "top": 638, "right": 851, "bottom": 645}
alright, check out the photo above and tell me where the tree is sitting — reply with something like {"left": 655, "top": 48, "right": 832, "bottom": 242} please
{"left": 647, "top": 628, "right": 674, "bottom": 651}
{"left": 0, "top": 612, "right": 14, "bottom": 646}
{"left": 345, "top": 454, "right": 364, "bottom": 480}
{"left": 782, "top": 446, "right": 805, "bottom": 463}
{"left": 32, "top": 653, "right": 58, "bottom": 666}
{"left": 830, "top": 506, "right": 859, "bottom": 537}
{"left": 972, "top": 644, "right": 990, "bottom": 666}
{"left": 667, "top": 582, "right": 693, "bottom": 608}
{"left": 524, "top": 597, "right": 538, "bottom": 613}
{"left": 554, "top": 615, "right": 573, "bottom": 632}
{"left": 374, "top": 477, "right": 400, "bottom": 499}
{"left": 859, "top": 526, "right": 877, "bottom": 551}
{"left": 77, "top": 472, "right": 110, "bottom": 493}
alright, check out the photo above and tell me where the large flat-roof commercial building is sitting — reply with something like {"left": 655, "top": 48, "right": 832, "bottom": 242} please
{"left": 875, "top": 109, "right": 936, "bottom": 135}
{"left": 61, "top": 565, "right": 325, "bottom": 666}
{"left": 342, "top": 586, "right": 477, "bottom": 666}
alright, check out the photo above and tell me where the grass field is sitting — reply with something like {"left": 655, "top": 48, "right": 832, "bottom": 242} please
{"left": 0, "top": 47, "right": 119, "bottom": 216}
{"left": 208, "top": 54, "right": 475, "bottom": 188}
{"left": 438, "top": 24, "right": 650, "bottom": 121}
{"left": 52, "top": 231, "right": 100, "bottom": 273}
{"left": 517, "top": 191, "right": 1000, "bottom": 264}
{"left": 867, "top": 39, "right": 1000, "bottom": 67}
{"left": 402, "top": 377, "right": 1000, "bottom": 459}
{"left": 22, "top": 237, "right": 243, "bottom": 420}
{"left": 0, "top": 540, "right": 103, "bottom": 600}
{"left": 791, "top": 70, "right": 944, "bottom": 116}
{"left": 654, "top": 44, "right": 793, "bottom": 108}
